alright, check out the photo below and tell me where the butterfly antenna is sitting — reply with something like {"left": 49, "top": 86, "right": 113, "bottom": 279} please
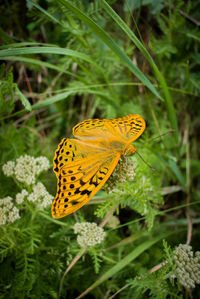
{"left": 145, "top": 130, "right": 175, "bottom": 144}
{"left": 135, "top": 152, "right": 155, "bottom": 172}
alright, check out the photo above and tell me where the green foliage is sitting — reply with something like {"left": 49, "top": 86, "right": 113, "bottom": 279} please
{"left": 88, "top": 246, "right": 103, "bottom": 274}
{"left": 0, "top": 0, "right": 199, "bottom": 298}
{"left": 0, "top": 65, "right": 31, "bottom": 117}
{"left": 0, "top": 65, "right": 16, "bottom": 116}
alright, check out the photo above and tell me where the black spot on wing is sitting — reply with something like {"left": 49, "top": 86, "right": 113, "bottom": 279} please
{"left": 71, "top": 200, "right": 79, "bottom": 205}
{"left": 89, "top": 175, "right": 98, "bottom": 187}
{"left": 80, "top": 179, "right": 85, "bottom": 186}
{"left": 75, "top": 188, "right": 81, "bottom": 194}
{"left": 99, "top": 170, "right": 106, "bottom": 175}
{"left": 54, "top": 167, "right": 59, "bottom": 173}
{"left": 80, "top": 189, "right": 92, "bottom": 195}
{"left": 54, "top": 158, "right": 59, "bottom": 165}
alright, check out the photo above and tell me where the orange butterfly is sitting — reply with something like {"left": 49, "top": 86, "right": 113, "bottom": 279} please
{"left": 52, "top": 114, "right": 145, "bottom": 218}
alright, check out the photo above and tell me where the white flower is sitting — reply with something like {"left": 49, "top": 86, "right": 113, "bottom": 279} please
{"left": 35, "top": 157, "right": 50, "bottom": 175}
{"left": 174, "top": 244, "right": 200, "bottom": 289}
{"left": 27, "top": 182, "right": 53, "bottom": 209}
{"left": 15, "top": 155, "right": 36, "bottom": 185}
{"left": 14, "top": 155, "right": 51, "bottom": 186}
{"left": 74, "top": 222, "right": 106, "bottom": 247}
{"left": 2, "top": 161, "right": 15, "bottom": 176}
{"left": 8, "top": 206, "right": 20, "bottom": 223}
{"left": 0, "top": 196, "right": 20, "bottom": 225}
{"left": 15, "top": 189, "right": 28, "bottom": 204}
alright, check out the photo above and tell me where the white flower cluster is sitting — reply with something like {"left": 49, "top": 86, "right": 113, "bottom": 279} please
{"left": 174, "top": 244, "right": 200, "bottom": 289}
{"left": 27, "top": 182, "right": 53, "bottom": 209}
{"left": 105, "top": 156, "right": 136, "bottom": 193}
{"left": 2, "top": 155, "right": 50, "bottom": 185}
{"left": 1, "top": 155, "right": 53, "bottom": 225}
{"left": 74, "top": 222, "right": 106, "bottom": 247}
{"left": 0, "top": 196, "right": 20, "bottom": 225}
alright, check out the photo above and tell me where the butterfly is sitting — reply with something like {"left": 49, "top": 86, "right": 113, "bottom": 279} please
{"left": 52, "top": 114, "right": 146, "bottom": 218}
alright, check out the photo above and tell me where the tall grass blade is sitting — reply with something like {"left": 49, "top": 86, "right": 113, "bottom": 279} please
{"left": 56, "top": 0, "right": 162, "bottom": 101}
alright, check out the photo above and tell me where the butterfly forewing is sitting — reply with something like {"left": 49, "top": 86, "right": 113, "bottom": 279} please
{"left": 52, "top": 138, "right": 120, "bottom": 218}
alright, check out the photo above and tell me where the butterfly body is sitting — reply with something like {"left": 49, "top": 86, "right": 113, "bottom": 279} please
{"left": 52, "top": 114, "right": 145, "bottom": 218}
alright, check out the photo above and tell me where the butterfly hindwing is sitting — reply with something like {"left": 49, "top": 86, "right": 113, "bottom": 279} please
{"left": 109, "top": 114, "right": 146, "bottom": 144}
{"left": 72, "top": 114, "right": 145, "bottom": 144}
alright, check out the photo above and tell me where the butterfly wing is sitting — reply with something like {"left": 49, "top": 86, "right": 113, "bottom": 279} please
{"left": 73, "top": 114, "right": 145, "bottom": 145}
{"left": 107, "top": 114, "right": 146, "bottom": 144}
{"left": 52, "top": 138, "right": 120, "bottom": 218}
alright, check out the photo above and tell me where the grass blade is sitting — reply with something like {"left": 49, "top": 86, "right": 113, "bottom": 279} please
{"left": 56, "top": 0, "right": 162, "bottom": 101}
{"left": 0, "top": 56, "right": 79, "bottom": 77}
{"left": 169, "top": 160, "right": 186, "bottom": 189}
{"left": 31, "top": 91, "right": 74, "bottom": 110}
{"left": 0, "top": 46, "right": 94, "bottom": 64}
